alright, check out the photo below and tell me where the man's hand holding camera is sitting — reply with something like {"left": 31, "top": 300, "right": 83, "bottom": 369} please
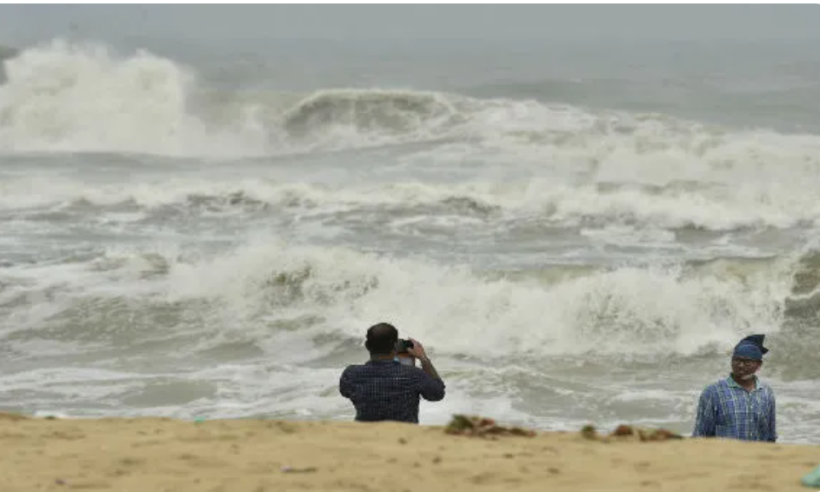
{"left": 406, "top": 338, "right": 441, "bottom": 380}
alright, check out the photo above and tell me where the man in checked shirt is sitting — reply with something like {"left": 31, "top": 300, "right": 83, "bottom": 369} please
{"left": 693, "top": 334, "right": 777, "bottom": 442}
{"left": 339, "top": 322, "right": 445, "bottom": 423}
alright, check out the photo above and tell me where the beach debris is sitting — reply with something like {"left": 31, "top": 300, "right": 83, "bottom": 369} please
{"left": 581, "top": 424, "right": 682, "bottom": 442}
{"left": 610, "top": 425, "right": 682, "bottom": 442}
{"left": 444, "top": 415, "right": 536, "bottom": 438}
{"left": 637, "top": 428, "right": 682, "bottom": 442}
{"left": 0, "top": 412, "right": 29, "bottom": 421}
{"left": 281, "top": 466, "right": 318, "bottom": 474}
{"left": 611, "top": 424, "right": 634, "bottom": 437}
{"left": 581, "top": 424, "right": 598, "bottom": 440}
{"left": 801, "top": 463, "right": 820, "bottom": 488}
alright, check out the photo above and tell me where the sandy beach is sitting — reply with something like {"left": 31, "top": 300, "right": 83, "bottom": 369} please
{"left": 1, "top": 413, "right": 818, "bottom": 492}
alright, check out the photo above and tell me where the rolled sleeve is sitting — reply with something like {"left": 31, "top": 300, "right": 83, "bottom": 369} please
{"left": 418, "top": 374, "right": 445, "bottom": 402}
{"left": 339, "top": 367, "right": 353, "bottom": 399}
{"left": 693, "top": 386, "right": 716, "bottom": 438}
{"left": 767, "top": 392, "right": 777, "bottom": 442}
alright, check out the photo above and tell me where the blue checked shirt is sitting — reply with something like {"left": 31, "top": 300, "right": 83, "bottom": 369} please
{"left": 339, "top": 359, "right": 446, "bottom": 423}
{"left": 692, "top": 376, "right": 776, "bottom": 442}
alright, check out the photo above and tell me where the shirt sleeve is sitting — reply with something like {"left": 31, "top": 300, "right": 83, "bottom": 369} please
{"left": 417, "top": 372, "right": 446, "bottom": 402}
{"left": 767, "top": 391, "right": 777, "bottom": 443}
{"left": 339, "top": 367, "right": 353, "bottom": 399}
{"left": 692, "top": 386, "right": 716, "bottom": 438}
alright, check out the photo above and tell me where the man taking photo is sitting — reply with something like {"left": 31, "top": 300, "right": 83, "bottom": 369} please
{"left": 339, "top": 322, "right": 445, "bottom": 423}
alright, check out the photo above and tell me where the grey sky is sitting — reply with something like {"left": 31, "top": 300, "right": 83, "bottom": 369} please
{"left": 1, "top": 5, "right": 819, "bottom": 48}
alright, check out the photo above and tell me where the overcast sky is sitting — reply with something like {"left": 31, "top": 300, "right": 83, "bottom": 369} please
{"left": 1, "top": 4, "right": 819, "bottom": 47}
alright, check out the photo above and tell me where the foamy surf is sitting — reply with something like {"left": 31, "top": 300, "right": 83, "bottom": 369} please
{"left": 2, "top": 173, "right": 820, "bottom": 232}
{"left": 2, "top": 39, "right": 820, "bottom": 162}
{"left": 0, "top": 237, "right": 798, "bottom": 359}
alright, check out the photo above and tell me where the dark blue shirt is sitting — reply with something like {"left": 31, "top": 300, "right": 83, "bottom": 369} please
{"left": 339, "top": 359, "right": 446, "bottom": 423}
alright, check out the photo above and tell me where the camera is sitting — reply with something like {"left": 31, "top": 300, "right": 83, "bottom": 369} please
{"left": 397, "top": 339, "right": 414, "bottom": 353}
{"left": 396, "top": 339, "right": 416, "bottom": 367}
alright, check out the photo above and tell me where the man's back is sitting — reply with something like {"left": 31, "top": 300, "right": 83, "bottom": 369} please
{"left": 339, "top": 359, "right": 445, "bottom": 423}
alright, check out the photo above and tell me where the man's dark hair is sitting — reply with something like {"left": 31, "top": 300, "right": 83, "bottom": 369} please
{"left": 365, "top": 322, "right": 399, "bottom": 355}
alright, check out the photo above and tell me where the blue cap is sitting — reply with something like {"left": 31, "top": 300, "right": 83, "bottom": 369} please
{"left": 732, "top": 334, "right": 768, "bottom": 361}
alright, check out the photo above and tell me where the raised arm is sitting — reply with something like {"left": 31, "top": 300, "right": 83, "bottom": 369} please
{"left": 407, "top": 339, "right": 445, "bottom": 401}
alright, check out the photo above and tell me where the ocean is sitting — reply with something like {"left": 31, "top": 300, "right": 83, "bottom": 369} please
{"left": 1, "top": 37, "right": 819, "bottom": 443}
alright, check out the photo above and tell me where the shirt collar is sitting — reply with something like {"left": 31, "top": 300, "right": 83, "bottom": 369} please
{"left": 366, "top": 359, "right": 398, "bottom": 365}
{"left": 725, "top": 375, "right": 760, "bottom": 391}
